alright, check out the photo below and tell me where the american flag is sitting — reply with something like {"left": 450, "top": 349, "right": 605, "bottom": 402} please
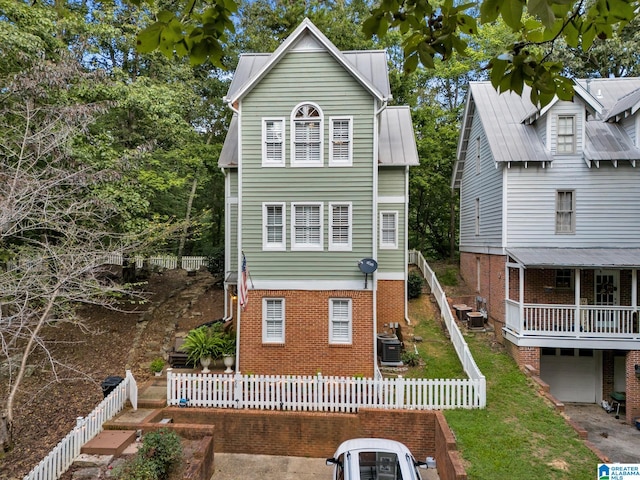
{"left": 239, "top": 253, "right": 248, "bottom": 311}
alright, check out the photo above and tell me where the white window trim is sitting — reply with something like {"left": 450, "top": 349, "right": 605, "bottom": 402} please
{"left": 329, "top": 298, "right": 352, "bottom": 344}
{"left": 329, "top": 202, "right": 352, "bottom": 251}
{"left": 556, "top": 115, "right": 576, "bottom": 154}
{"left": 555, "top": 190, "right": 575, "bottom": 234}
{"left": 262, "top": 202, "right": 286, "bottom": 251}
{"left": 291, "top": 202, "right": 324, "bottom": 251}
{"left": 475, "top": 198, "right": 480, "bottom": 236}
{"left": 329, "top": 116, "right": 353, "bottom": 166}
{"left": 290, "top": 102, "right": 324, "bottom": 167}
{"left": 262, "top": 118, "right": 286, "bottom": 167}
{"left": 262, "top": 298, "right": 285, "bottom": 343}
{"left": 475, "top": 137, "right": 481, "bottom": 174}
{"left": 379, "top": 211, "right": 398, "bottom": 249}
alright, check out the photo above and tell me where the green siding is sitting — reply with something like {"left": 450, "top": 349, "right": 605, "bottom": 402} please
{"left": 229, "top": 170, "right": 238, "bottom": 197}
{"left": 376, "top": 203, "right": 405, "bottom": 272}
{"left": 378, "top": 167, "right": 405, "bottom": 197}
{"left": 229, "top": 203, "right": 238, "bottom": 271}
{"left": 240, "top": 51, "right": 375, "bottom": 280}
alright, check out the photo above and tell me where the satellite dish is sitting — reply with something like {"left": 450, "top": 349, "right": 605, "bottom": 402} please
{"left": 358, "top": 258, "right": 378, "bottom": 274}
{"left": 358, "top": 259, "right": 378, "bottom": 288}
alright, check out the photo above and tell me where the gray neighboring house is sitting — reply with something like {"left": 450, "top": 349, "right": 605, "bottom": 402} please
{"left": 453, "top": 79, "right": 640, "bottom": 423}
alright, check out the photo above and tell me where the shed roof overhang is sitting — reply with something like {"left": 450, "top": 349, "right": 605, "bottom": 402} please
{"left": 506, "top": 247, "right": 640, "bottom": 269}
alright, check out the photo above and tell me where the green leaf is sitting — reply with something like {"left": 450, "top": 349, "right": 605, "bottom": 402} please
{"left": 480, "top": 0, "right": 505, "bottom": 23}
{"left": 405, "top": 52, "right": 420, "bottom": 72}
{"left": 500, "top": 0, "right": 524, "bottom": 29}
{"left": 581, "top": 23, "right": 596, "bottom": 50}
{"left": 136, "top": 23, "right": 163, "bottom": 53}
{"left": 457, "top": 14, "right": 478, "bottom": 35}
{"left": 156, "top": 10, "right": 174, "bottom": 23}
{"left": 489, "top": 58, "right": 509, "bottom": 89}
{"left": 528, "top": 0, "right": 556, "bottom": 28}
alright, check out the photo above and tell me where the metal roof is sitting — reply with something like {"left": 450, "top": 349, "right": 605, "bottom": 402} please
{"left": 605, "top": 87, "right": 640, "bottom": 121}
{"left": 218, "top": 107, "right": 419, "bottom": 168}
{"left": 225, "top": 18, "right": 389, "bottom": 104}
{"left": 575, "top": 77, "right": 640, "bottom": 116}
{"left": 226, "top": 50, "right": 390, "bottom": 103}
{"left": 507, "top": 247, "right": 640, "bottom": 268}
{"left": 379, "top": 106, "right": 420, "bottom": 166}
{"left": 453, "top": 82, "right": 551, "bottom": 187}
{"left": 584, "top": 121, "right": 640, "bottom": 162}
{"left": 218, "top": 114, "right": 238, "bottom": 168}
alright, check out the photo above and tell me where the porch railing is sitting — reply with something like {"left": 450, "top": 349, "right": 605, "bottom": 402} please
{"left": 505, "top": 300, "right": 639, "bottom": 337}
{"left": 166, "top": 370, "right": 484, "bottom": 411}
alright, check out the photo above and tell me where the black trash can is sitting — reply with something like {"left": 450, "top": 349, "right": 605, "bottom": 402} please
{"left": 101, "top": 376, "right": 124, "bottom": 398}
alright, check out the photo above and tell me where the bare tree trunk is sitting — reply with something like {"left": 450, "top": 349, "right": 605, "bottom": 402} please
{"left": 2, "top": 291, "right": 59, "bottom": 450}
{"left": 177, "top": 174, "right": 199, "bottom": 267}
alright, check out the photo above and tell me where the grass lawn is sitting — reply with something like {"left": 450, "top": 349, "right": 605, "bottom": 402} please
{"left": 406, "top": 287, "right": 601, "bottom": 480}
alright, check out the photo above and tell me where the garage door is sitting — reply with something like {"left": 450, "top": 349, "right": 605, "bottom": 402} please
{"left": 540, "top": 349, "right": 598, "bottom": 403}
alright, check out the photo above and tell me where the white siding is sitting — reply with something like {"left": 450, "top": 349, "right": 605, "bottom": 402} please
{"left": 548, "top": 101, "right": 585, "bottom": 154}
{"left": 621, "top": 115, "right": 637, "bottom": 145}
{"left": 506, "top": 157, "right": 640, "bottom": 247}
{"left": 459, "top": 110, "right": 503, "bottom": 250}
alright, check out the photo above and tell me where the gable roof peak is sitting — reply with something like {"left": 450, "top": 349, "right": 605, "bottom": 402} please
{"left": 225, "top": 18, "right": 388, "bottom": 104}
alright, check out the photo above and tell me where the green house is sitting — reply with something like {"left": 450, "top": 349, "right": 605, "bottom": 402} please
{"left": 218, "top": 19, "right": 419, "bottom": 377}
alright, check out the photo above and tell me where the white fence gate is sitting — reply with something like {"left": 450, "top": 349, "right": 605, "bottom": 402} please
{"left": 23, "top": 371, "right": 137, "bottom": 480}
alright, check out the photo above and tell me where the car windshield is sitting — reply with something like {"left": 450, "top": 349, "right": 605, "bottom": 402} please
{"left": 357, "top": 451, "right": 403, "bottom": 480}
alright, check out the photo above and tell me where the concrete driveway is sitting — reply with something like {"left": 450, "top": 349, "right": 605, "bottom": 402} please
{"left": 211, "top": 453, "right": 440, "bottom": 480}
{"left": 564, "top": 403, "right": 640, "bottom": 463}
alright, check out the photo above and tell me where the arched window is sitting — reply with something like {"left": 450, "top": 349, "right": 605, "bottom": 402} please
{"left": 291, "top": 103, "right": 323, "bottom": 166}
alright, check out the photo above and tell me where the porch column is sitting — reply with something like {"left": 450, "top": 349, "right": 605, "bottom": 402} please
{"left": 519, "top": 266, "right": 524, "bottom": 327}
{"left": 574, "top": 268, "right": 581, "bottom": 333}
{"left": 632, "top": 269, "right": 637, "bottom": 310}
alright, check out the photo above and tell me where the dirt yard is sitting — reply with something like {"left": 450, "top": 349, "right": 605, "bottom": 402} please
{"left": 0, "top": 269, "right": 224, "bottom": 480}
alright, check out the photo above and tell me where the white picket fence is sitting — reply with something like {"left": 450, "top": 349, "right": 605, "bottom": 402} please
{"left": 167, "top": 370, "right": 484, "bottom": 411}
{"left": 103, "top": 254, "right": 208, "bottom": 271}
{"left": 409, "top": 250, "right": 486, "bottom": 406}
{"left": 23, "top": 371, "right": 138, "bottom": 480}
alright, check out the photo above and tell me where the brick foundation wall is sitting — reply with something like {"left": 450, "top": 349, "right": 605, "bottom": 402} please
{"left": 376, "top": 280, "right": 405, "bottom": 332}
{"left": 238, "top": 289, "right": 374, "bottom": 377}
{"left": 504, "top": 343, "right": 540, "bottom": 374}
{"left": 459, "top": 252, "right": 506, "bottom": 340}
{"left": 626, "top": 350, "right": 640, "bottom": 424}
{"left": 151, "top": 407, "right": 466, "bottom": 480}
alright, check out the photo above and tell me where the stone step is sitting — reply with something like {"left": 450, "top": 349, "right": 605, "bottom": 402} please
{"left": 80, "top": 430, "right": 137, "bottom": 456}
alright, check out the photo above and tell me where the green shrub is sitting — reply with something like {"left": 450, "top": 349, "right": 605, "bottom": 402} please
{"left": 113, "top": 429, "right": 182, "bottom": 480}
{"left": 407, "top": 272, "right": 424, "bottom": 299}
{"left": 401, "top": 350, "right": 421, "bottom": 367}
{"left": 438, "top": 267, "right": 459, "bottom": 287}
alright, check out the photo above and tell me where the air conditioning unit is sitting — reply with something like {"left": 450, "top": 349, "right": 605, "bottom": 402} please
{"left": 381, "top": 339, "right": 402, "bottom": 363}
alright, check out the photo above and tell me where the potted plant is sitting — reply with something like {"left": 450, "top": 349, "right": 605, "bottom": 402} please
{"left": 220, "top": 332, "right": 236, "bottom": 374}
{"left": 150, "top": 357, "right": 164, "bottom": 376}
{"left": 182, "top": 326, "right": 223, "bottom": 373}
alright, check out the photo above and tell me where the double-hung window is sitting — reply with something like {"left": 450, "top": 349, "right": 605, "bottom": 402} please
{"left": 556, "top": 115, "right": 575, "bottom": 154}
{"left": 329, "top": 298, "right": 352, "bottom": 344}
{"left": 329, "top": 117, "right": 352, "bottom": 166}
{"left": 263, "top": 298, "right": 285, "bottom": 343}
{"left": 263, "top": 203, "right": 286, "bottom": 250}
{"left": 262, "top": 118, "right": 285, "bottom": 166}
{"left": 329, "top": 203, "right": 351, "bottom": 251}
{"left": 380, "top": 211, "right": 398, "bottom": 249}
{"left": 292, "top": 103, "right": 323, "bottom": 166}
{"left": 556, "top": 190, "right": 575, "bottom": 234}
{"left": 292, "top": 202, "right": 323, "bottom": 250}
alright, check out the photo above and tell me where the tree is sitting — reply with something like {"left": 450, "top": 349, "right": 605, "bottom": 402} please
{"left": 0, "top": 59, "right": 160, "bottom": 452}
{"left": 132, "top": 0, "right": 640, "bottom": 105}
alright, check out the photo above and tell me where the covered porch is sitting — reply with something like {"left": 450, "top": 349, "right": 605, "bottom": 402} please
{"left": 503, "top": 248, "right": 640, "bottom": 344}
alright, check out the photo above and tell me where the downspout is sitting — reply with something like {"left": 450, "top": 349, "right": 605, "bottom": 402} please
{"left": 373, "top": 98, "right": 390, "bottom": 374}
{"left": 224, "top": 96, "right": 242, "bottom": 371}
